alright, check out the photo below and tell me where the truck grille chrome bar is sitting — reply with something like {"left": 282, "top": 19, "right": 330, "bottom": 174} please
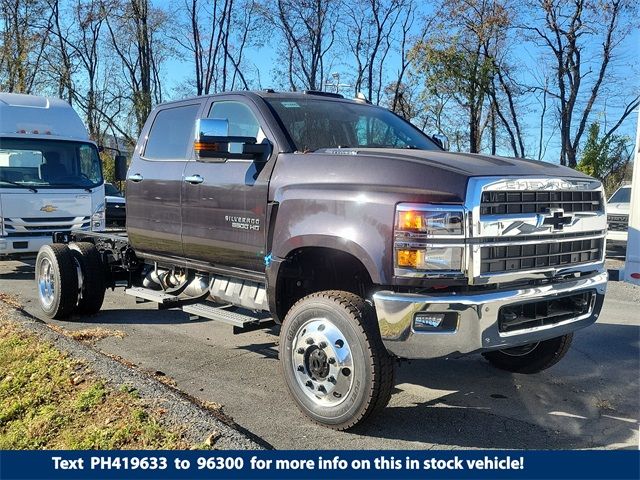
{"left": 480, "top": 190, "right": 602, "bottom": 215}
{"left": 480, "top": 237, "right": 603, "bottom": 274}
{"left": 465, "top": 177, "right": 606, "bottom": 285}
{"left": 3, "top": 216, "right": 91, "bottom": 237}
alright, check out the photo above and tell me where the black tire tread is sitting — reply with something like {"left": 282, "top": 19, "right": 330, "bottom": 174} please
{"left": 482, "top": 333, "right": 573, "bottom": 374}
{"left": 282, "top": 290, "right": 394, "bottom": 430}
{"left": 36, "top": 244, "right": 78, "bottom": 319}
{"left": 69, "top": 242, "right": 106, "bottom": 315}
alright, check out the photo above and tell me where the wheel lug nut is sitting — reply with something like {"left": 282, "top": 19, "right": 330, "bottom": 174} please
{"left": 319, "top": 341, "right": 327, "bottom": 349}
{"left": 317, "top": 385, "right": 326, "bottom": 393}
{"left": 328, "top": 357, "right": 336, "bottom": 364}
{"left": 328, "top": 376, "right": 336, "bottom": 383}
{"left": 306, "top": 338, "right": 314, "bottom": 345}
{"left": 297, "top": 365, "right": 304, "bottom": 372}
{"left": 305, "top": 381, "right": 313, "bottom": 388}
{"left": 297, "top": 348, "right": 305, "bottom": 354}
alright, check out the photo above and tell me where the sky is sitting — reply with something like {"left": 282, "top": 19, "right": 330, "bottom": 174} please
{"left": 158, "top": 0, "right": 639, "bottom": 164}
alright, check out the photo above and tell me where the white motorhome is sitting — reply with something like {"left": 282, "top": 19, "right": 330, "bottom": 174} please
{"left": 0, "top": 93, "right": 105, "bottom": 258}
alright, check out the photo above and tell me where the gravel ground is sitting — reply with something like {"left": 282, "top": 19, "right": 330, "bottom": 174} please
{"left": 1, "top": 303, "right": 267, "bottom": 450}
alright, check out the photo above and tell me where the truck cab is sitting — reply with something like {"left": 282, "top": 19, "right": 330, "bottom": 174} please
{"left": 0, "top": 93, "right": 105, "bottom": 258}
{"left": 35, "top": 90, "right": 608, "bottom": 430}
{"left": 607, "top": 184, "right": 631, "bottom": 248}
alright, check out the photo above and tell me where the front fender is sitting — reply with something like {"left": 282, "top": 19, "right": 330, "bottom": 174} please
{"left": 270, "top": 192, "right": 397, "bottom": 285}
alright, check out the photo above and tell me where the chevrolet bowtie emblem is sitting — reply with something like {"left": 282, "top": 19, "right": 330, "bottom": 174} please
{"left": 40, "top": 204, "right": 58, "bottom": 213}
{"left": 540, "top": 208, "right": 572, "bottom": 231}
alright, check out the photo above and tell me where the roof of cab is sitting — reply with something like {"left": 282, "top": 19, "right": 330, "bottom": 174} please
{"left": 155, "top": 89, "right": 363, "bottom": 109}
{"left": 0, "top": 92, "right": 89, "bottom": 140}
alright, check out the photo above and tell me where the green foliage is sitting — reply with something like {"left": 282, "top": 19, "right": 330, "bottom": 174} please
{"left": 100, "top": 152, "right": 115, "bottom": 184}
{"left": 577, "top": 122, "right": 632, "bottom": 195}
{"left": 0, "top": 320, "right": 187, "bottom": 449}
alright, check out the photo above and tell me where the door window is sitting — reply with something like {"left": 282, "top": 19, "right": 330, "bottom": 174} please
{"left": 208, "top": 101, "right": 265, "bottom": 153}
{"left": 144, "top": 104, "right": 200, "bottom": 160}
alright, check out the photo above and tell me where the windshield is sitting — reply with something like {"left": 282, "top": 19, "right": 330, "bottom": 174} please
{"left": 265, "top": 98, "right": 439, "bottom": 152}
{"left": 0, "top": 138, "right": 102, "bottom": 189}
{"left": 105, "top": 183, "right": 123, "bottom": 197}
{"left": 609, "top": 187, "right": 631, "bottom": 203}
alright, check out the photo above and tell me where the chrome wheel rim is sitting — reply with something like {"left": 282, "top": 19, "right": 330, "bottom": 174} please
{"left": 291, "top": 318, "right": 354, "bottom": 407}
{"left": 38, "top": 257, "right": 55, "bottom": 308}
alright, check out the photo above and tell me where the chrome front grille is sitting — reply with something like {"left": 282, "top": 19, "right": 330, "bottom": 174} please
{"left": 480, "top": 190, "right": 602, "bottom": 215}
{"left": 465, "top": 177, "right": 606, "bottom": 284}
{"left": 480, "top": 237, "right": 603, "bottom": 274}
{"left": 607, "top": 214, "right": 628, "bottom": 232}
{"left": 3, "top": 216, "right": 90, "bottom": 237}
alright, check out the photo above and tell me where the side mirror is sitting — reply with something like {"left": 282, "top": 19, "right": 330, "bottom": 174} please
{"left": 194, "top": 118, "right": 270, "bottom": 161}
{"left": 432, "top": 134, "right": 450, "bottom": 151}
{"left": 114, "top": 155, "right": 128, "bottom": 181}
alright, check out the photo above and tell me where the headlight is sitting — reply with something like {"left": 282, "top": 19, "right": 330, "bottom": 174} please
{"left": 397, "top": 247, "right": 464, "bottom": 270}
{"left": 394, "top": 204, "right": 466, "bottom": 276}
{"left": 396, "top": 207, "right": 464, "bottom": 236}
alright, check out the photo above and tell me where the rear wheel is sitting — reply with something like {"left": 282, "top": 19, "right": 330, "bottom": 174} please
{"left": 279, "top": 290, "right": 394, "bottom": 430}
{"left": 35, "top": 244, "right": 78, "bottom": 319}
{"left": 482, "top": 334, "right": 573, "bottom": 374}
{"left": 69, "top": 242, "right": 106, "bottom": 314}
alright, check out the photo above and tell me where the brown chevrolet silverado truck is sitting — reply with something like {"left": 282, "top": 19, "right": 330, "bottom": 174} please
{"left": 35, "top": 90, "right": 608, "bottom": 430}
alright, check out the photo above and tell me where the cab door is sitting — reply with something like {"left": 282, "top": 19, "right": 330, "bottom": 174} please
{"left": 180, "top": 97, "right": 273, "bottom": 272}
{"left": 126, "top": 102, "right": 203, "bottom": 261}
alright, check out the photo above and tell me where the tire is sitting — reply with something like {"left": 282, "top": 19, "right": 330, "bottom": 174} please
{"left": 482, "top": 334, "right": 573, "bottom": 374}
{"left": 69, "top": 242, "right": 106, "bottom": 315}
{"left": 35, "top": 244, "right": 78, "bottom": 320}
{"left": 279, "top": 290, "right": 394, "bottom": 430}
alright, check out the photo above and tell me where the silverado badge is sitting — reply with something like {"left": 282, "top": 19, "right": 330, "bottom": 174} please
{"left": 40, "top": 204, "right": 58, "bottom": 213}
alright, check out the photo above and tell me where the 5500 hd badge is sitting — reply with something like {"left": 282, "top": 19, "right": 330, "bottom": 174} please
{"left": 225, "top": 215, "right": 260, "bottom": 231}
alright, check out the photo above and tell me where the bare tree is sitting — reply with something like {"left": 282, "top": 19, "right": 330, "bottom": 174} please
{"left": 264, "top": 0, "right": 339, "bottom": 91}
{"left": 105, "top": 0, "right": 168, "bottom": 134}
{"left": 525, "top": 0, "right": 639, "bottom": 167}
{"left": 345, "top": 0, "right": 405, "bottom": 103}
{"left": 389, "top": 0, "right": 418, "bottom": 113}
{"left": 172, "top": 0, "right": 259, "bottom": 95}
{"left": 0, "top": 0, "right": 53, "bottom": 93}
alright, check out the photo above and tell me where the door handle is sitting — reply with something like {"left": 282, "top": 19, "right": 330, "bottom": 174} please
{"left": 184, "top": 174, "right": 204, "bottom": 185}
{"left": 128, "top": 173, "right": 143, "bottom": 182}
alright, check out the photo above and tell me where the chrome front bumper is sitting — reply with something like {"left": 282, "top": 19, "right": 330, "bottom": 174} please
{"left": 372, "top": 270, "right": 607, "bottom": 359}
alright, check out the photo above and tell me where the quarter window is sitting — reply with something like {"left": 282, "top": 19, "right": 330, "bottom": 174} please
{"left": 144, "top": 104, "right": 200, "bottom": 160}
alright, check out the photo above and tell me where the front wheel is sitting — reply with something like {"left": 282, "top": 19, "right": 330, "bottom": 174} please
{"left": 482, "top": 334, "right": 573, "bottom": 374}
{"left": 279, "top": 290, "right": 394, "bottom": 430}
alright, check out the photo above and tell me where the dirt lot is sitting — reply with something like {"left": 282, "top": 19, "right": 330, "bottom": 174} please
{"left": 1, "top": 258, "right": 638, "bottom": 450}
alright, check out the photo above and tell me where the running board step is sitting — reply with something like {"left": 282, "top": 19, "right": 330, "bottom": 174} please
{"left": 124, "top": 286, "right": 182, "bottom": 305}
{"left": 182, "top": 303, "right": 270, "bottom": 328}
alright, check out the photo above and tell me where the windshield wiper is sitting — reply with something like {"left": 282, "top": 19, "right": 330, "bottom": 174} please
{"left": 52, "top": 184, "right": 92, "bottom": 193}
{"left": 0, "top": 180, "right": 38, "bottom": 193}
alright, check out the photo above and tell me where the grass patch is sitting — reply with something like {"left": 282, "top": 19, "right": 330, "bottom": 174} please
{"left": 48, "top": 325, "right": 126, "bottom": 343}
{"left": 0, "top": 318, "right": 191, "bottom": 449}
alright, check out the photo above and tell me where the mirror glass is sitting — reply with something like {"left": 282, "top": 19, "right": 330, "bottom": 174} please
{"left": 432, "top": 133, "right": 450, "bottom": 151}
{"left": 197, "top": 118, "right": 229, "bottom": 140}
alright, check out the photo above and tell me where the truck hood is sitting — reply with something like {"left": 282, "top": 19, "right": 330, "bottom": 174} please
{"left": 0, "top": 190, "right": 95, "bottom": 218}
{"left": 319, "top": 148, "right": 587, "bottom": 177}
{"left": 271, "top": 149, "right": 593, "bottom": 203}
{"left": 607, "top": 203, "right": 629, "bottom": 214}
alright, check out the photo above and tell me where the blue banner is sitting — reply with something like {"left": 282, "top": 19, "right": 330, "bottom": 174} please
{"left": 0, "top": 450, "right": 638, "bottom": 480}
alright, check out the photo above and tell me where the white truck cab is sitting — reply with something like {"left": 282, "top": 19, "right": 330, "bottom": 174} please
{"left": 0, "top": 92, "right": 105, "bottom": 258}
{"left": 606, "top": 184, "right": 631, "bottom": 247}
